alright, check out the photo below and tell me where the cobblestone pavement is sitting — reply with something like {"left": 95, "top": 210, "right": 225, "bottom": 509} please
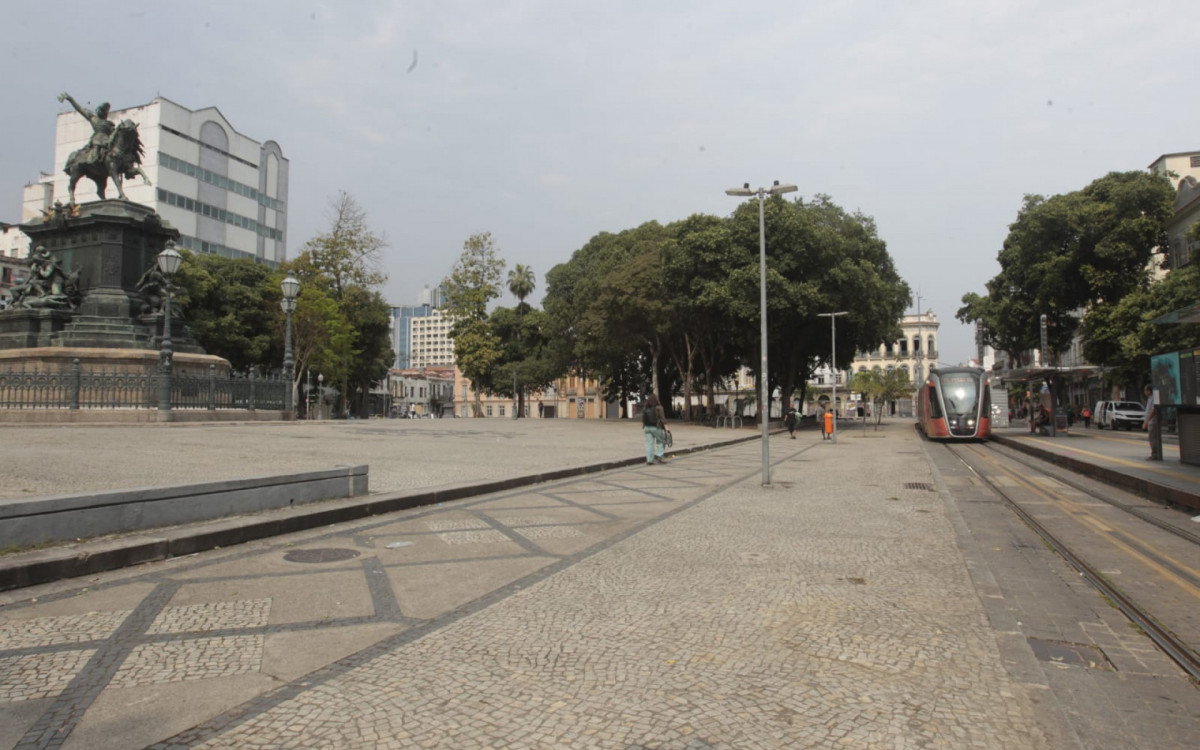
{"left": 1, "top": 423, "right": 1196, "bottom": 748}
{"left": 0, "top": 419, "right": 741, "bottom": 500}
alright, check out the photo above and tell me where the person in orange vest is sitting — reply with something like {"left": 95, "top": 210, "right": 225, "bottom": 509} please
{"left": 823, "top": 407, "right": 834, "bottom": 440}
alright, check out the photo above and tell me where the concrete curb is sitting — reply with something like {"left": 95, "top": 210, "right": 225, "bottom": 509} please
{"left": 0, "top": 431, "right": 761, "bottom": 591}
{"left": 0, "top": 465, "right": 369, "bottom": 549}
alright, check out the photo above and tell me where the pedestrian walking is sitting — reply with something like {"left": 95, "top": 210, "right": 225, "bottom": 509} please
{"left": 641, "top": 394, "right": 668, "bottom": 464}
{"left": 784, "top": 406, "right": 798, "bottom": 439}
{"left": 1081, "top": 405, "right": 1091, "bottom": 428}
{"left": 822, "top": 407, "right": 833, "bottom": 440}
{"left": 1143, "top": 385, "right": 1161, "bottom": 461}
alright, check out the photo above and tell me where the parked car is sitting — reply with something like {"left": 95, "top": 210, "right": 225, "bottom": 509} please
{"left": 1093, "top": 400, "right": 1145, "bottom": 430}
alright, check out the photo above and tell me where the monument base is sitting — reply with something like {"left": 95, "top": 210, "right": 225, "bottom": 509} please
{"left": 0, "top": 346, "right": 230, "bottom": 378}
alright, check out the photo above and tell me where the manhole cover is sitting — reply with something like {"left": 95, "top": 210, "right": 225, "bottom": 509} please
{"left": 1026, "top": 638, "right": 1114, "bottom": 671}
{"left": 283, "top": 548, "right": 361, "bottom": 564}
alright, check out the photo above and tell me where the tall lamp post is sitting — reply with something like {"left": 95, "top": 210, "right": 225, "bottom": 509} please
{"left": 818, "top": 311, "right": 848, "bottom": 443}
{"left": 280, "top": 275, "right": 300, "bottom": 417}
{"left": 726, "top": 180, "right": 798, "bottom": 486}
{"left": 317, "top": 373, "right": 324, "bottom": 420}
{"left": 156, "top": 242, "right": 183, "bottom": 420}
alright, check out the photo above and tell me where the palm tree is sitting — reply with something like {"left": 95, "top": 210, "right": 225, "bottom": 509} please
{"left": 506, "top": 265, "right": 536, "bottom": 418}
{"left": 507, "top": 264, "right": 536, "bottom": 307}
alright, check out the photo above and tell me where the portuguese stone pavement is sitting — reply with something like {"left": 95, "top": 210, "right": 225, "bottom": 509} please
{"left": 0, "top": 421, "right": 1196, "bottom": 749}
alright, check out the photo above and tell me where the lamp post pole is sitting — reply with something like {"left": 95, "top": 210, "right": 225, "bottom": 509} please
{"left": 726, "top": 180, "right": 798, "bottom": 486}
{"left": 317, "top": 373, "right": 324, "bottom": 420}
{"left": 819, "top": 311, "right": 848, "bottom": 443}
{"left": 156, "top": 242, "right": 183, "bottom": 421}
{"left": 280, "top": 275, "right": 300, "bottom": 418}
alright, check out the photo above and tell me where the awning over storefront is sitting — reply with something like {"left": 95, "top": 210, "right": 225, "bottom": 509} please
{"left": 1149, "top": 302, "right": 1200, "bottom": 325}
{"left": 999, "top": 366, "right": 1101, "bottom": 384}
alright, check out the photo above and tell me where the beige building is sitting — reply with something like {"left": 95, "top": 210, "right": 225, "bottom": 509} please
{"left": 1149, "top": 151, "right": 1200, "bottom": 271}
{"left": 454, "top": 370, "right": 607, "bottom": 419}
{"left": 806, "top": 310, "right": 941, "bottom": 416}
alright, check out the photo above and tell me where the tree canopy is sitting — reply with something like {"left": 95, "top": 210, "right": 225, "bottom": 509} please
{"left": 958, "top": 170, "right": 1175, "bottom": 371}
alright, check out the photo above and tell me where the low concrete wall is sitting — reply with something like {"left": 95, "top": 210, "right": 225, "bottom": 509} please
{"left": 0, "top": 465, "right": 368, "bottom": 549}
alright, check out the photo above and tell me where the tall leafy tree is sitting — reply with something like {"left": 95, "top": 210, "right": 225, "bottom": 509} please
{"left": 284, "top": 192, "right": 392, "bottom": 416}
{"left": 1082, "top": 263, "right": 1200, "bottom": 388}
{"left": 959, "top": 171, "right": 1174, "bottom": 368}
{"left": 172, "top": 251, "right": 282, "bottom": 373}
{"left": 442, "top": 232, "right": 506, "bottom": 415}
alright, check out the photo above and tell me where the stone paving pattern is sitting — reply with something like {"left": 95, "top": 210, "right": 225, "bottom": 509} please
{"left": 0, "top": 420, "right": 1197, "bottom": 749}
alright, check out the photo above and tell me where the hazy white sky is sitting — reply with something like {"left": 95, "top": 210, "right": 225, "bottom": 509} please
{"left": 5, "top": 1, "right": 1198, "bottom": 364}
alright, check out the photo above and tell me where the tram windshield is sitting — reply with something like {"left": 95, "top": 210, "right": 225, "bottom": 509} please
{"left": 938, "top": 372, "right": 979, "bottom": 416}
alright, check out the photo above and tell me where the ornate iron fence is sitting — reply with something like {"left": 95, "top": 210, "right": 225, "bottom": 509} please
{"left": 0, "top": 360, "right": 288, "bottom": 412}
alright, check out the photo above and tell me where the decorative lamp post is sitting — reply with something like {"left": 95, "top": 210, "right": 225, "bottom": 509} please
{"left": 819, "top": 311, "right": 849, "bottom": 443}
{"left": 156, "top": 242, "right": 183, "bottom": 419}
{"left": 280, "top": 275, "right": 300, "bottom": 417}
{"left": 317, "top": 373, "right": 324, "bottom": 420}
{"left": 725, "top": 180, "right": 798, "bottom": 486}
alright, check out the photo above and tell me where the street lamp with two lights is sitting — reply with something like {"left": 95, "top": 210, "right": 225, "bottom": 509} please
{"left": 725, "top": 180, "right": 798, "bottom": 486}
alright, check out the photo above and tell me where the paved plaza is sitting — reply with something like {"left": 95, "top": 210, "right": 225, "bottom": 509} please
{"left": 0, "top": 419, "right": 1197, "bottom": 749}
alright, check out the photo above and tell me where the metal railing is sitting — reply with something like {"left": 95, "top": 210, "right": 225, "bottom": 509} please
{"left": 0, "top": 360, "right": 287, "bottom": 412}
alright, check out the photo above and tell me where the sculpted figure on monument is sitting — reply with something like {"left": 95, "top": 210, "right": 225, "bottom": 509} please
{"left": 11, "top": 246, "right": 80, "bottom": 310}
{"left": 136, "top": 262, "right": 168, "bottom": 316}
{"left": 59, "top": 92, "right": 151, "bottom": 204}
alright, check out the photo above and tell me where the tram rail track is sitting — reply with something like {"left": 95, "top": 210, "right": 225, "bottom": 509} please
{"left": 946, "top": 441, "right": 1200, "bottom": 683}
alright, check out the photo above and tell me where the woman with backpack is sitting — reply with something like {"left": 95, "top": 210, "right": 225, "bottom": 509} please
{"left": 641, "top": 394, "right": 668, "bottom": 465}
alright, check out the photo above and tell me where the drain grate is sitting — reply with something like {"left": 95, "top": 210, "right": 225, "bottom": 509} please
{"left": 283, "top": 548, "right": 362, "bottom": 564}
{"left": 904, "top": 482, "right": 935, "bottom": 491}
{"left": 1027, "top": 638, "right": 1114, "bottom": 671}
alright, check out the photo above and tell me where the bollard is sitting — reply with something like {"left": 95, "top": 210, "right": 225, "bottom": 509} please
{"left": 70, "top": 358, "right": 81, "bottom": 410}
{"left": 208, "top": 364, "right": 216, "bottom": 411}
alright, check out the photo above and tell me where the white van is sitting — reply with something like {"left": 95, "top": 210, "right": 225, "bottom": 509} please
{"left": 1093, "top": 400, "right": 1145, "bottom": 430}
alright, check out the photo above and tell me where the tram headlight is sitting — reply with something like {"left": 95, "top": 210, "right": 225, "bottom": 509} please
{"left": 966, "top": 418, "right": 975, "bottom": 428}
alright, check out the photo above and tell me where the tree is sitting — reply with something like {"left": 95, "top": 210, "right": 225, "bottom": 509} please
{"left": 300, "top": 191, "right": 386, "bottom": 299}
{"left": 503, "top": 264, "right": 537, "bottom": 416}
{"left": 1082, "top": 263, "right": 1200, "bottom": 387}
{"left": 959, "top": 171, "right": 1175, "bottom": 368}
{"left": 853, "top": 368, "right": 913, "bottom": 428}
{"left": 442, "top": 232, "right": 507, "bottom": 415}
{"left": 284, "top": 192, "right": 392, "bottom": 416}
{"left": 172, "top": 251, "right": 282, "bottom": 373}
{"left": 507, "top": 264, "right": 536, "bottom": 307}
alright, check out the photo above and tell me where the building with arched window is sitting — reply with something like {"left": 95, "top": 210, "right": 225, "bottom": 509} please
{"left": 22, "top": 96, "right": 287, "bottom": 265}
{"left": 808, "top": 310, "right": 941, "bottom": 417}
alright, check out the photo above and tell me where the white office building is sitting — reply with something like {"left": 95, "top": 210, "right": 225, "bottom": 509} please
{"left": 23, "top": 96, "right": 287, "bottom": 265}
{"left": 409, "top": 308, "right": 456, "bottom": 368}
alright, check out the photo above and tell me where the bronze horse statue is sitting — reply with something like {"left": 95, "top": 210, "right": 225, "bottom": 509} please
{"left": 63, "top": 119, "right": 151, "bottom": 204}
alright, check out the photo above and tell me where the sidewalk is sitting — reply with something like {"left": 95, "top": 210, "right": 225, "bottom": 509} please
{"left": 0, "top": 420, "right": 1196, "bottom": 749}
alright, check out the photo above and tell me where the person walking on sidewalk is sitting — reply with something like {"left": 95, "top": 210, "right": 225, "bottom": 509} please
{"left": 784, "top": 406, "right": 798, "bottom": 439}
{"left": 641, "top": 394, "right": 668, "bottom": 464}
{"left": 822, "top": 407, "right": 834, "bottom": 440}
{"left": 1143, "top": 384, "right": 1162, "bottom": 461}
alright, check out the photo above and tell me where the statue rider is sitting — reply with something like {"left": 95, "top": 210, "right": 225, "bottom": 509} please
{"left": 58, "top": 92, "right": 114, "bottom": 169}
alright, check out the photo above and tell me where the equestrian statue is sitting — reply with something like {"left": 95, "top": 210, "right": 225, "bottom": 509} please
{"left": 59, "top": 92, "right": 151, "bottom": 204}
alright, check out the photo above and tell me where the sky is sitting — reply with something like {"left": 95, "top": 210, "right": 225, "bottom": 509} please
{"left": 4, "top": 0, "right": 1199, "bottom": 366}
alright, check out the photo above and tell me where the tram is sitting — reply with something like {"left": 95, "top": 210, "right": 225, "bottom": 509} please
{"left": 916, "top": 367, "right": 991, "bottom": 441}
